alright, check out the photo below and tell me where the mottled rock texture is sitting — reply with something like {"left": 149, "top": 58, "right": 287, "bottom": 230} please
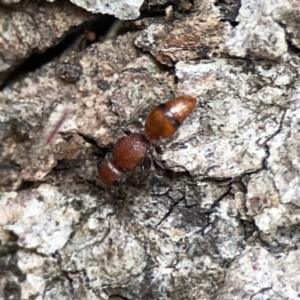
{"left": 0, "top": 0, "right": 97, "bottom": 86}
{"left": 1, "top": 0, "right": 300, "bottom": 299}
{"left": 69, "top": 0, "right": 144, "bottom": 19}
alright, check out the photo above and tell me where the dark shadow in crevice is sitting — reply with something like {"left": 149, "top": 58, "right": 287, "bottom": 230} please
{"left": 0, "top": 15, "right": 116, "bottom": 90}
{"left": 215, "top": 0, "right": 241, "bottom": 24}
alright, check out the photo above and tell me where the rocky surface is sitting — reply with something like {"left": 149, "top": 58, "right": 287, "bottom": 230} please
{"left": 0, "top": 0, "right": 98, "bottom": 86}
{"left": 1, "top": 0, "right": 300, "bottom": 299}
{"left": 69, "top": 0, "right": 144, "bottom": 19}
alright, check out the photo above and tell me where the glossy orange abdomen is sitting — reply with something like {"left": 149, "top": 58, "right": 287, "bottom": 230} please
{"left": 145, "top": 96, "right": 196, "bottom": 140}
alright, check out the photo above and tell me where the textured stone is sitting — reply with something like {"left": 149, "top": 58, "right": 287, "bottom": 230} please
{"left": 2, "top": 0, "right": 300, "bottom": 299}
{"left": 0, "top": 0, "right": 95, "bottom": 85}
{"left": 217, "top": 246, "right": 300, "bottom": 300}
{"left": 2, "top": 184, "right": 80, "bottom": 255}
{"left": 69, "top": 0, "right": 144, "bottom": 19}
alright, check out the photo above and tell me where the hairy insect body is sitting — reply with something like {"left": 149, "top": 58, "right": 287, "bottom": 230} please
{"left": 98, "top": 96, "right": 196, "bottom": 186}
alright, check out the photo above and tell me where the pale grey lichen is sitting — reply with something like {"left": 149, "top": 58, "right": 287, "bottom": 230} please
{"left": 69, "top": 0, "right": 144, "bottom": 19}
{"left": 2, "top": 184, "right": 80, "bottom": 255}
{"left": 226, "top": 0, "right": 288, "bottom": 59}
{"left": 59, "top": 211, "right": 148, "bottom": 289}
{"left": 217, "top": 246, "right": 300, "bottom": 300}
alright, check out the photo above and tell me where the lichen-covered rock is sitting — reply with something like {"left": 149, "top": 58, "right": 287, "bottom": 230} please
{"left": 59, "top": 210, "right": 148, "bottom": 289}
{"left": 1, "top": 63, "right": 80, "bottom": 184}
{"left": 1, "top": 32, "right": 175, "bottom": 186}
{"left": 160, "top": 59, "right": 289, "bottom": 178}
{"left": 135, "top": 16, "right": 232, "bottom": 66}
{"left": 134, "top": 192, "right": 245, "bottom": 299}
{"left": 69, "top": 0, "right": 144, "bottom": 19}
{"left": 1, "top": 184, "right": 80, "bottom": 255}
{"left": 226, "top": 0, "right": 289, "bottom": 59}
{"left": 217, "top": 246, "right": 300, "bottom": 300}
{"left": 2, "top": 0, "right": 300, "bottom": 299}
{"left": 0, "top": 0, "right": 96, "bottom": 85}
{"left": 244, "top": 89, "right": 300, "bottom": 251}
{"left": 275, "top": 7, "right": 300, "bottom": 50}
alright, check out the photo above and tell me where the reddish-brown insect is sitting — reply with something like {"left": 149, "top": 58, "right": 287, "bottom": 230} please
{"left": 145, "top": 96, "right": 196, "bottom": 139}
{"left": 97, "top": 96, "right": 197, "bottom": 186}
